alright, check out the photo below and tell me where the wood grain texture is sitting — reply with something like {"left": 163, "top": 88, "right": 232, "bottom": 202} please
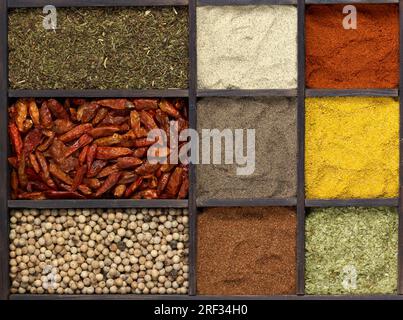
{"left": 188, "top": 0, "right": 198, "bottom": 297}
{"left": 196, "top": 198, "right": 297, "bottom": 207}
{"left": 197, "top": 89, "right": 297, "bottom": 97}
{"left": 9, "top": 89, "right": 189, "bottom": 98}
{"left": 9, "top": 0, "right": 188, "bottom": 7}
{"left": 305, "top": 198, "right": 399, "bottom": 207}
{"left": 8, "top": 200, "right": 188, "bottom": 209}
{"left": 0, "top": 0, "right": 9, "bottom": 301}
{"left": 306, "top": 89, "right": 399, "bottom": 97}
{"left": 296, "top": 0, "right": 305, "bottom": 296}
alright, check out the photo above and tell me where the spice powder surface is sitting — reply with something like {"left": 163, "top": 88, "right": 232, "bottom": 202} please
{"left": 305, "top": 207, "right": 398, "bottom": 295}
{"left": 197, "top": 5, "right": 297, "bottom": 89}
{"left": 9, "top": 8, "right": 189, "bottom": 89}
{"left": 197, "top": 207, "right": 296, "bottom": 295}
{"left": 306, "top": 4, "right": 399, "bottom": 89}
{"left": 197, "top": 97, "right": 297, "bottom": 201}
{"left": 305, "top": 97, "right": 399, "bottom": 199}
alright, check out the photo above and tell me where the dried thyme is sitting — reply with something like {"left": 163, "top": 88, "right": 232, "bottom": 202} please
{"left": 9, "top": 7, "right": 189, "bottom": 89}
{"left": 305, "top": 207, "right": 398, "bottom": 295}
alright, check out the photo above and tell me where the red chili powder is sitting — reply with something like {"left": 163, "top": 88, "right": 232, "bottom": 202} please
{"left": 306, "top": 4, "right": 399, "bottom": 89}
{"left": 197, "top": 207, "right": 296, "bottom": 295}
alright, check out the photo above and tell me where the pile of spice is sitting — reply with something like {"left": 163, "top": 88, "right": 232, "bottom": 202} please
{"left": 9, "top": 7, "right": 188, "bottom": 89}
{"left": 10, "top": 208, "right": 189, "bottom": 294}
{"left": 305, "top": 207, "right": 398, "bottom": 295}
{"left": 306, "top": 4, "right": 399, "bottom": 88}
{"left": 197, "top": 5, "right": 297, "bottom": 89}
{"left": 197, "top": 97, "right": 297, "bottom": 202}
{"left": 305, "top": 97, "right": 399, "bottom": 199}
{"left": 8, "top": 98, "right": 189, "bottom": 200}
{"left": 197, "top": 207, "right": 296, "bottom": 295}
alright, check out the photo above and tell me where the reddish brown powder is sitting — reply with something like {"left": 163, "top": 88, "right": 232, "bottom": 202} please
{"left": 306, "top": 4, "right": 399, "bottom": 89}
{"left": 197, "top": 207, "right": 296, "bottom": 295}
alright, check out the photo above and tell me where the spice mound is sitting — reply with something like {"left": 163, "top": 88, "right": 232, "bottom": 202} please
{"left": 306, "top": 4, "right": 399, "bottom": 89}
{"left": 10, "top": 208, "right": 189, "bottom": 294}
{"left": 197, "top": 207, "right": 296, "bottom": 295}
{"left": 305, "top": 207, "right": 398, "bottom": 295}
{"left": 9, "top": 98, "right": 189, "bottom": 200}
{"left": 305, "top": 97, "right": 399, "bottom": 199}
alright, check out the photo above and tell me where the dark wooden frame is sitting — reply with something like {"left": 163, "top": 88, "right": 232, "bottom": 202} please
{"left": 1, "top": 0, "right": 402, "bottom": 300}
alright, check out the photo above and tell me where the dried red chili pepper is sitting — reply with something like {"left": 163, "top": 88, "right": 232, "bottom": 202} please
{"left": 95, "top": 147, "right": 133, "bottom": 160}
{"left": 53, "top": 119, "right": 75, "bottom": 135}
{"left": 77, "top": 103, "right": 99, "bottom": 123}
{"left": 59, "top": 123, "right": 93, "bottom": 143}
{"left": 177, "top": 175, "right": 189, "bottom": 199}
{"left": 139, "top": 110, "right": 158, "bottom": 130}
{"left": 11, "top": 170, "right": 18, "bottom": 192}
{"left": 65, "top": 134, "right": 93, "bottom": 158}
{"left": 124, "top": 177, "right": 143, "bottom": 197}
{"left": 97, "top": 164, "right": 119, "bottom": 179}
{"left": 9, "top": 123, "right": 23, "bottom": 160}
{"left": 49, "top": 163, "right": 73, "bottom": 185}
{"left": 135, "top": 162, "right": 160, "bottom": 175}
{"left": 47, "top": 99, "right": 69, "bottom": 119}
{"left": 71, "top": 165, "right": 87, "bottom": 192}
{"left": 94, "top": 133, "right": 122, "bottom": 146}
{"left": 116, "top": 157, "right": 143, "bottom": 169}
{"left": 95, "top": 172, "right": 121, "bottom": 197}
{"left": 92, "top": 107, "right": 108, "bottom": 125}
{"left": 157, "top": 172, "right": 171, "bottom": 194}
{"left": 15, "top": 99, "right": 28, "bottom": 132}
{"left": 114, "top": 184, "right": 126, "bottom": 198}
{"left": 18, "top": 192, "right": 46, "bottom": 200}
{"left": 87, "top": 160, "right": 107, "bottom": 178}
{"left": 39, "top": 102, "right": 53, "bottom": 129}
{"left": 159, "top": 99, "right": 180, "bottom": 119}
{"left": 89, "top": 126, "right": 120, "bottom": 139}
{"left": 44, "top": 191, "right": 85, "bottom": 199}
{"left": 97, "top": 99, "right": 134, "bottom": 110}
{"left": 28, "top": 99, "right": 40, "bottom": 127}
{"left": 23, "top": 128, "right": 43, "bottom": 154}
{"left": 29, "top": 153, "right": 40, "bottom": 174}
{"left": 86, "top": 144, "right": 97, "bottom": 174}
{"left": 165, "top": 167, "right": 183, "bottom": 197}
{"left": 37, "top": 130, "right": 55, "bottom": 152}
{"left": 133, "top": 99, "right": 158, "bottom": 110}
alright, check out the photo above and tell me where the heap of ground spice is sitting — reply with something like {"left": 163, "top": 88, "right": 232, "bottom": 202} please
{"left": 197, "top": 207, "right": 296, "bottom": 295}
{"left": 305, "top": 97, "right": 399, "bottom": 199}
{"left": 9, "top": 7, "right": 188, "bottom": 89}
{"left": 306, "top": 207, "right": 398, "bottom": 295}
{"left": 306, "top": 4, "right": 399, "bottom": 88}
{"left": 197, "top": 97, "right": 297, "bottom": 202}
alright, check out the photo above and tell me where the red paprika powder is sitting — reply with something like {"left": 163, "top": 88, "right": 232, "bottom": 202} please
{"left": 306, "top": 4, "right": 399, "bottom": 89}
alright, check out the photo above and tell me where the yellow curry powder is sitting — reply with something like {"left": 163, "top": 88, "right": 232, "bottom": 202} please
{"left": 305, "top": 97, "right": 399, "bottom": 199}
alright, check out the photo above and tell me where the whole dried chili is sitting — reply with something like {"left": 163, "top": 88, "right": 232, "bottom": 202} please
{"left": 9, "top": 98, "right": 189, "bottom": 199}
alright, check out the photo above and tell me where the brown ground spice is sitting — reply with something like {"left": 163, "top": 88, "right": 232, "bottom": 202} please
{"left": 306, "top": 4, "right": 399, "bottom": 89}
{"left": 197, "top": 207, "right": 296, "bottom": 295}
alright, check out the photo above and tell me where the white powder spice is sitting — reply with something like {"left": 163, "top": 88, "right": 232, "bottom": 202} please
{"left": 197, "top": 5, "right": 297, "bottom": 89}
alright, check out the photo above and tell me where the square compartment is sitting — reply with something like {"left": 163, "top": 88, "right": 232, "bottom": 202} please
{"left": 305, "top": 4, "right": 399, "bottom": 89}
{"left": 305, "top": 207, "right": 398, "bottom": 295}
{"left": 305, "top": 97, "right": 399, "bottom": 199}
{"left": 197, "top": 207, "right": 297, "bottom": 295}
{"left": 197, "top": 5, "right": 297, "bottom": 90}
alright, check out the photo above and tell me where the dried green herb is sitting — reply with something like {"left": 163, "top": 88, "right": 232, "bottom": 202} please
{"left": 305, "top": 207, "right": 398, "bottom": 295}
{"left": 9, "top": 7, "right": 188, "bottom": 89}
